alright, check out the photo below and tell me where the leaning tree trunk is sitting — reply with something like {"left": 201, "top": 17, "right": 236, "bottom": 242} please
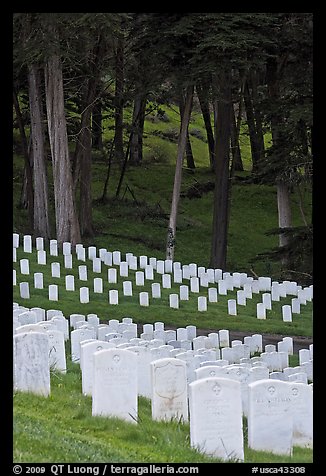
{"left": 166, "top": 84, "right": 194, "bottom": 261}
{"left": 44, "top": 54, "right": 81, "bottom": 246}
{"left": 210, "top": 71, "right": 232, "bottom": 270}
{"left": 179, "top": 91, "right": 195, "bottom": 169}
{"left": 28, "top": 64, "right": 51, "bottom": 239}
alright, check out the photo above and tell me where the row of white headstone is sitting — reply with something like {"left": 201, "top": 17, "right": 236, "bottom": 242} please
{"left": 14, "top": 273, "right": 310, "bottom": 322}
{"left": 14, "top": 237, "right": 313, "bottom": 321}
{"left": 13, "top": 233, "right": 313, "bottom": 299}
{"left": 13, "top": 303, "right": 313, "bottom": 460}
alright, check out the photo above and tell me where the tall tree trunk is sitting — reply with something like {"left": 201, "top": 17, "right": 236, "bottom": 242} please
{"left": 277, "top": 180, "right": 292, "bottom": 248}
{"left": 129, "top": 93, "right": 146, "bottom": 165}
{"left": 243, "top": 79, "right": 261, "bottom": 174}
{"left": 166, "top": 84, "right": 194, "bottom": 261}
{"left": 13, "top": 88, "right": 34, "bottom": 228}
{"left": 92, "top": 94, "right": 103, "bottom": 150}
{"left": 210, "top": 71, "right": 232, "bottom": 270}
{"left": 113, "top": 37, "right": 124, "bottom": 164}
{"left": 45, "top": 54, "right": 81, "bottom": 246}
{"left": 196, "top": 82, "right": 215, "bottom": 171}
{"left": 78, "top": 94, "right": 95, "bottom": 237}
{"left": 28, "top": 64, "right": 51, "bottom": 239}
{"left": 266, "top": 57, "right": 292, "bottom": 254}
{"left": 230, "top": 104, "right": 244, "bottom": 173}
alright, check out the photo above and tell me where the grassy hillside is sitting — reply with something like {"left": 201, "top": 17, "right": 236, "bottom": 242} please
{"left": 13, "top": 104, "right": 312, "bottom": 280}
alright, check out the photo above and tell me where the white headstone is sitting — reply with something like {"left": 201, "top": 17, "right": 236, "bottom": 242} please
{"left": 109, "top": 290, "right": 119, "bottom": 305}
{"left": 13, "top": 332, "right": 50, "bottom": 396}
{"left": 139, "top": 292, "right": 149, "bottom": 307}
{"left": 79, "top": 265, "right": 88, "bottom": 281}
{"left": 62, "top": 241, "right": 71, "bottom": 255}
{"left": 34, "top": 272, "right": 43, "bottom": 289}
{"left": 50, "top": 239, "right": 58, "bottom": 256}
{"left": 93, "top": 257, "right": 102, "bottom": 273}
{"left": 207, "top": 287, "right": 217, "bottom": 303}
{"left": 248, "top": 379, "right": 293, "bottom": 456}
{"left": 282, "top": 305, "right": 292, "bottom": 322}
{"left": 88, "top": 246, "right": 97, "bottom": 260}
{"left": 79, "top": 287, "right": 89, "bottom": 304}
{"left": 51, "top": 262, "right": 60, "bottom": 278}
{"left": 256, "top": 303, "right": 266, "bottom": 319}
{"left": 23, "top": 235, "right": 32, "bottom": 253}
{"left": 145, "top": 264, "right": 154, "bottom": 280}
{"left": 81, "top": 340, "right": 115, "bottom": 395}
{"left": 20, "top": 258, "right": 30, "bottom": 275}
{"left": 228, "top": 299, "right": 237, "bottom": 316}
{"left": 49, "top": 284, "right": 58, "bottom": 301}
{"left": 151, "top": 283, "right": 161, "bottom": 299}
{"left": 169, "top": 294, "right": 179, "bottom": 309}
{"left": 151, "top": 358, "right": 188, "bottom": 422}
{"left": 65, "top": 275, "right": 75, "bottom": 291}
{"left": 48, "top": 329, "right": 66, "bottom": 373}
{"left": 71, "top": 328, "right": 95, "bottom": 362}
{"left": 189, "top": 377, "right": 244, "bottom": 461}
{"left": 179, "top": 285, "right": 189, "bottom": 301}
{"left": 289, "top": 382, "right": 313, "bottom": 448}
{"left": 119, "top": 261, "right": 128, "bottom": 277}
{"left": 219, "top": 329, "right": 230, "bottom": 348}
{"left": 162, "top": 274, "right": 171, "bottom": 289}
{"left": 135, "top": 271, "right": 145, "bottom": 286}
{"left": 37, "top": 250, "right": 47, "bottom": 265}
{"left": 93, "top": 278, "right": 103, "bottom": 294}
{"left": 123, "top": 281, "right": 133, "bottom": 297}
{"left": 63, "top": 254, "right": 72, "bottom": 269}
{"left": 108, "top": 268, "right": 117, "bottom": 284}
{"left": 13, "top": 232, "right": 19, "bottom": 248}
{"left": 198, "top": 296, "right": 207, "bottom": 312}
{"left": 92, "top": 348, "right": 137, "bottom": 422}
{"left": 112, "top": 250, "right": 121, "bottom": 265}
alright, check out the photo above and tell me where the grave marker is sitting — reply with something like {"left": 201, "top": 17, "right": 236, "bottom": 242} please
{"left": 189, "top": 377, "right": 244, "bottom": 461}
{"left": 151, "top": 358, "right": 188, "bottom": 422}
{"left": 248, "top": 379, "right": 293, "bottom": 456}
{"left": 13, "top": 332, "right": 50, "bottom": 396}
{"left": 92, "top": 348, "right": 138, "bottom": 422}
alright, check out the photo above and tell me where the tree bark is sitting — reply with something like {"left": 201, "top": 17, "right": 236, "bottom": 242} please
{"left": 45, "top": 54, "right": 81, "bottom": 246}
{"left": 266, "top": 57, "right": 292, "bottom": 252}
{"left": 129, "top": 93, "right": 146, "bottom": 165}
{"left": 196, "top": 82, "right": 215, "bottom": 171}
{"left": 210, "top": 71, "right": 232, "bottom": 270}
{"left": 28, "top": 64, "right": 51, "bottom": 239}
{"left": 277, "top": 180, "right": 292, "bottom": 248}
{"left": 179, "top": 91, "right": 195, "bottom": 169}
{"left": 92, "top": 94, "right": 103, "bottom": 150}
{"left": 166, "top": 84, "right": 194, "bottom": 261}
{"left": 230, "top": 104, "right": 244, "bottom": 173}
{"left": 113, "top": 37, "right": 124, "bottom": 164}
